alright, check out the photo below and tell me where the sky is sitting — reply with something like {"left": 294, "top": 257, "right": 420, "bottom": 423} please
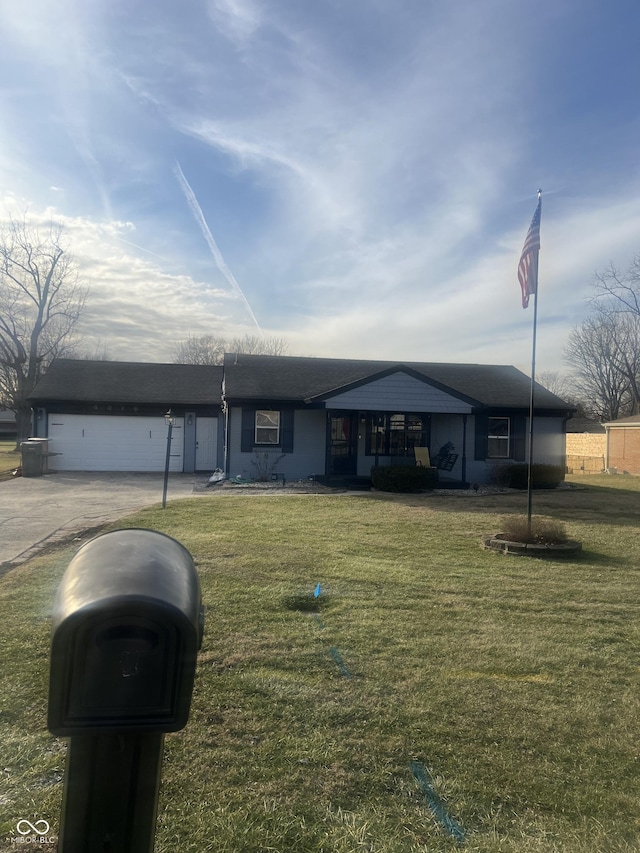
{"left": 1, "top": 0, "right": 639, "bottom": 375}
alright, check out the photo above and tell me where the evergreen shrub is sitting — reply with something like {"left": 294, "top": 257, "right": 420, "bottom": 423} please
{"left": 492, "top": 463, "right": 565, "bottom": 490}
{"left": 371, "top": 465, "right": 439, "bottom": 493}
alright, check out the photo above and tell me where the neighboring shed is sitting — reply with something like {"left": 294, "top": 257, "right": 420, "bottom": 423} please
{"left": 603, "top": 415, "right": 640, "bottom": 474}
{"left": 565, "top": 417, "right": 606, "bottom": 474}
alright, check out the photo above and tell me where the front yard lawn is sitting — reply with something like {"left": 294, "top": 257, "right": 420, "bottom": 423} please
{"left": 0, "top": 440, "right": 20, "bottom": 482}
{"left": 0, "top": 480, "right": 639, "bottom": 851}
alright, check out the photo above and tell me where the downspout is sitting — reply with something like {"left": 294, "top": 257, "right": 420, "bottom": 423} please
{"left": 461, "top": 414, "right": 468, "bottom": 487}
{"left": 223, "top": 400, "right": 230, "bottom": 477}
{"left": 221, "top": 370, "right": 230, "bottom": 477}
{"left": 561, "top": 414, "right": 570, "bottom": 473}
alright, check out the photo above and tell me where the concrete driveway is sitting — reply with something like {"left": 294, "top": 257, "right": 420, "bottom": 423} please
{"left": 0, "top": 472, "right": 206, "bottom": 568}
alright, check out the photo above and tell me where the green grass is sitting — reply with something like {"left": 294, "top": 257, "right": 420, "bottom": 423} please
{"left": 0, "top": 440, "right": 20, "bottom": 481}
{"left": 0, "top": 478, "right": 639, "bottom": 851}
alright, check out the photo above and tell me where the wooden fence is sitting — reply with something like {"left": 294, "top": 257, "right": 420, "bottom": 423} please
{"left": 566, "top": 454, "right": 605, "bottom": 474}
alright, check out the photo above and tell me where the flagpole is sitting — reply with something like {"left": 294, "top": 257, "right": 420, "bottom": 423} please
{"left": 526, "top": 285, "right": 538, "bottom": 532}
{"left": 526, "top": 189, "right": 542, "bottom": 533}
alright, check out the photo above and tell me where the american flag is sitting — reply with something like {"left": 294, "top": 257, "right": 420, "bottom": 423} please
{"left": 518, "top": 195, "right": 541, "bottom": 309}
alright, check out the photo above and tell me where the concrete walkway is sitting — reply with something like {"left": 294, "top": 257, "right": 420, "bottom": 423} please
{"left": 0, "top": 472, "right": 206, "bottom": 567}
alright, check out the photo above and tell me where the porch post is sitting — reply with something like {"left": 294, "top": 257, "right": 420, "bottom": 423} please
{"left": 325, "top": 410, "right": 331, "bottom": 477}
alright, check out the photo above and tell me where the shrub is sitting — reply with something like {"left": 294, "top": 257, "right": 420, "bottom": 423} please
{"left": 492, "top": 463, "right": 565, "bottom": 490}
{"left": 489, "top": 463, "right": 513, "bottom": 489}
{"left": 500, "top": 515, "right": 569, "bottom": 544}
{"left": 371, "top": 465, "right": 439, "bottom": 493}
{"left": 251, "top": 451, "right": 285, "bottom": 482}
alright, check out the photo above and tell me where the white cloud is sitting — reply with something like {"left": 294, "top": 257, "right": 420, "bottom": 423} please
{"left": 1, "top": 1, "right": 638, "bottom": 381}
{"left": 206, "top": 0, "right": 263, "bottom": 45}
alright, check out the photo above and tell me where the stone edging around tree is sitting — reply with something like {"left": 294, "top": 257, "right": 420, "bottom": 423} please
{"left": 482, "top": 534, "right": 582, "bottom": 558}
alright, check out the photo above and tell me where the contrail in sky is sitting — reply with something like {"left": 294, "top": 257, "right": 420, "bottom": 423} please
{"left": 174, "top": 161, "right": 262, "bottom": 333}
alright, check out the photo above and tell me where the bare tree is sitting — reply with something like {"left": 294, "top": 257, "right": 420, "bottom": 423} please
{"left": 0, "top": 215, "right": 87, "bottom": 442}
{"left": 591, "top": 255, "right": 640, "bottom": 316}
{"left": 173, "top": 333, "right": 289, "bottom": 365}
{"left": 565, "top": 311, "right": 636, "bottom": 420}
{"left": 80, "top": 341, "right": 113, "bottom": 361}
{"left": 536, "top": 370, "right": 573, "bottom": 400}
{"left": 229, "top": 334, "right": 288, "bottom": 356}
{"left": 173, "top": 334, "right": 228, "bottom": 365}
{"left": 569, "top": 253, "right": 640, "bottom": 418}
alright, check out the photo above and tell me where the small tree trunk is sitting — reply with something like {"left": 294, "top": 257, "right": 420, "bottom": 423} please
{"left": 15, "top": 407, "right": 33, "bottom": 446}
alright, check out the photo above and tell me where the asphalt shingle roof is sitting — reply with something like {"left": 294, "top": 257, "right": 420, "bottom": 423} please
{"left": 566, "top": 417, "right": 606, "bottom": 433}
{"left": 30, "top": 359, "right": 223, "bottom": 405}
{"left": 222, "top": 353, "right": 572, "bottom": 410}
{"left": 30, "top": 354, "right": 573, "bottom": 412}
{"left": 604, "top": 415, "right": 640, "bottom": 426}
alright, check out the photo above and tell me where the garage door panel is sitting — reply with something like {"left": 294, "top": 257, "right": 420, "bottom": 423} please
{"left": 48, "top": 415, "right": 184, "bottom": 472}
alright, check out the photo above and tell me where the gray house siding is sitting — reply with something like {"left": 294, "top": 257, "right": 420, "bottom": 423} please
{"left": 228, "top": 406, "right": 326, "bottom": 481}
{"left": 529, "top": 416, "right": 566, "bottom": 464}
{"left": 463, "top": 414, "right": 567, "bottom": 484}
{"left": 326, "top": 372, "right": 473, "bottom": 414}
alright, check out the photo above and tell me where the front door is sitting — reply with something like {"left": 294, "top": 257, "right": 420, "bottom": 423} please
{"left": 195, "top": 417, "right": 217, "bottom": 470}
{"left": 328, "top": 412, "right": 358, "bottom": 476}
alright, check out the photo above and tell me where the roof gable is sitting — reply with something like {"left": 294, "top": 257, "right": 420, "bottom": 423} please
{"left": 315, "top": 367, "right": 476, "bottom": 412}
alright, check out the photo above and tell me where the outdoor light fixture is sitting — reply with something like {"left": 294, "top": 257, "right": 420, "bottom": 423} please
{"left": 164, "top": 409, "right": 176, "bottom": 426}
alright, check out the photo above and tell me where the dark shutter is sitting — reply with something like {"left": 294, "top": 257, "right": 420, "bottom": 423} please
{"left": 474, "top": 414, "right": 488, "bottom": 461}
{"left": 281, "top": 409, "right": 294, "bottom": 453}
{"left": 512, "top": 415, "right": 527, "bottom": 461}
{"left": 241, "top": 407, "right": 255, "bottom": 453}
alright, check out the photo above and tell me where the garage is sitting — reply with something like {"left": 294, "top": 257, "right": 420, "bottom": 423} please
{"left": 47, "top": 414, "right": 184, "bottom": 472}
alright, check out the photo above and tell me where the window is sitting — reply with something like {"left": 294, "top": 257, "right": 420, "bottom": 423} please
{"left": 242, "top": 408, "right": 294, "bottom": 453}
{"left": 255, "top": 410, "right": 280, "bottom": 444}
{"left": 487, "top": 417, "right": 510, "bottom": 458}
{"left": 366, "top": 413, "right": 430, "bottom": 457}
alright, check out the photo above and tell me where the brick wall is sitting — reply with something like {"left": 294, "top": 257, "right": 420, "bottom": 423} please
{"left": 607, "top": 428, "right": 640, "bottom": 474}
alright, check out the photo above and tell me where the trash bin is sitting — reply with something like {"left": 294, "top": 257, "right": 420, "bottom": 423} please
{"left": 20, "top": 439, "right": 50, "bottom": 477}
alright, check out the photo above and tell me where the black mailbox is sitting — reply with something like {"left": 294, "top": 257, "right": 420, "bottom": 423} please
{"left": 48, "top": 528, "right": 204, "bottom": 736}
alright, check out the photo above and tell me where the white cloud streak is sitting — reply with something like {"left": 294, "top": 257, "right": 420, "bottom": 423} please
{"left": 174, "top": 161, "right": 262, "bottom": 334}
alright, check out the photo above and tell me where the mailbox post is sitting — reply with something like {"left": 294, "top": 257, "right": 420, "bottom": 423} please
{"left": 48, "top": 529, "right": 204, "bottom": 853}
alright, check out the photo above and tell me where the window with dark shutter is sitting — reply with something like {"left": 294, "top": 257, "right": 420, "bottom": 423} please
{"left": 240, "top": 407, "right": 295, "bottom": 453}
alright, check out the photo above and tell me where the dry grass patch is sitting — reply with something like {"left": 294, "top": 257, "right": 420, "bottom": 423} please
{"left": 498, "top": 515, "right": 569, "bottom": 545}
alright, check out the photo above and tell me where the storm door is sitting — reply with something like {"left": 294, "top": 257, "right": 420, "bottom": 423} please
{"left": 327, "top": 412, "right": 358, "bottom": 476}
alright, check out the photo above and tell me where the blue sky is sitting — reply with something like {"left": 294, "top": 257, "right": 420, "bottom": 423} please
{"left": 1, "top": 0, "right": 639, "bottom": 374}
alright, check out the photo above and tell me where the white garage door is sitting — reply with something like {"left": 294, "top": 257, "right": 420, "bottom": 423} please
{"left": 47, "top": 415, "right": 184, "bottom": 472}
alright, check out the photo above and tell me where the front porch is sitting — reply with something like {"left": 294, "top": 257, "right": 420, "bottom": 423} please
{"left": 324, "top": 408, "right": 470, "bottom": 485}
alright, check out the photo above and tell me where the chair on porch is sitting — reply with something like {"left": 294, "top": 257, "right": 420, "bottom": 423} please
{"left": 430, "top": 442, "right": 459, "bottom": 471}
{"left": 414, "top": 447, "right": 431, "bottom": 468}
